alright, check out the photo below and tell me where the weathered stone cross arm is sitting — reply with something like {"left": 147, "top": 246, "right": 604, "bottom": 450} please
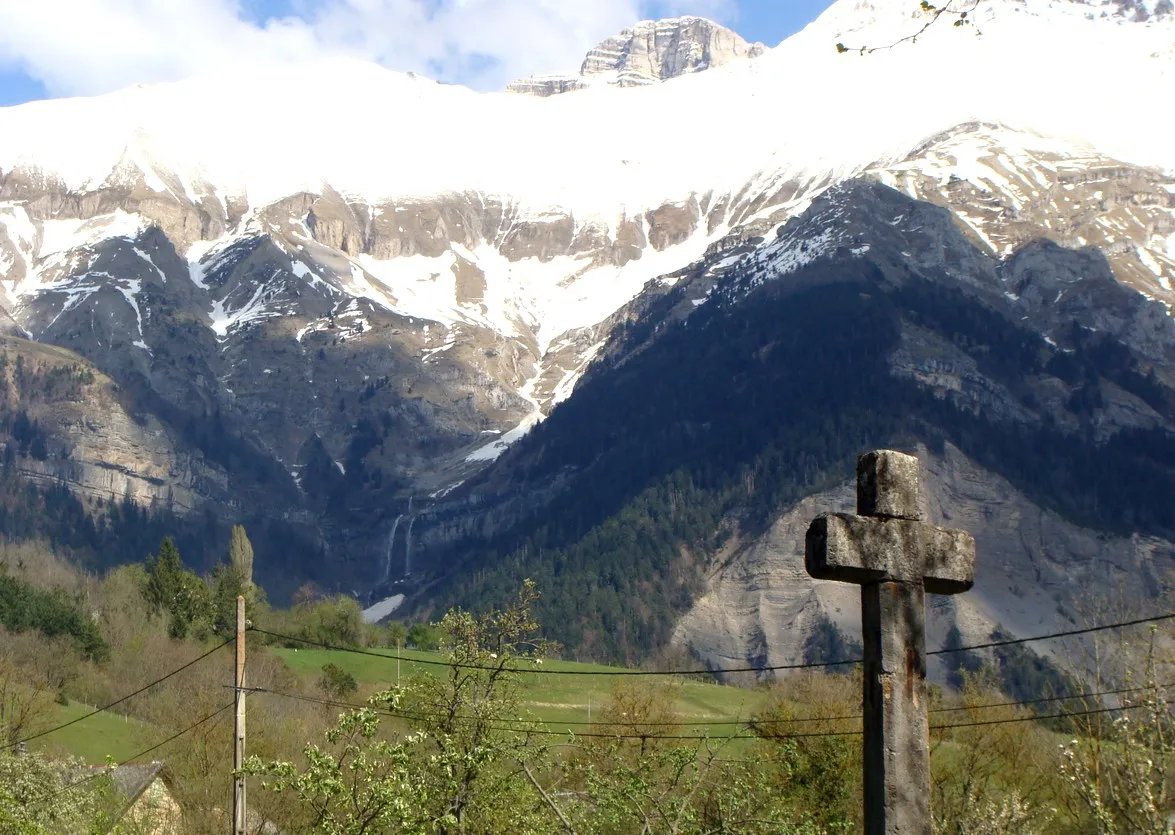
{"left": 804, "top": 451, "right": 974, "bottom": 593}
{"left": 805, "top": 514, "right": 973, "bottom": 594}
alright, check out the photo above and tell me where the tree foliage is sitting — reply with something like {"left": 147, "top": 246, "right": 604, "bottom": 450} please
{"left": 1059, "top": 633, "right": 1172, "bottom": 834}
{"left": 243, "top": 580, "right": 554, "bottom": 833}
{"left": 0, "top": 749, "right": 106, "bottom": 834}
{"left": 0, "top": 571, "right": 107, "bottom": 662}
{"left": 143, "top": 537, "right": 213, "bottom": 640}
{"left": 317, "top": 662, "right": 357, "bottom": 698}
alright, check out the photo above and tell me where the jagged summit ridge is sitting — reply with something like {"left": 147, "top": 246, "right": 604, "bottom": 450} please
{"left": 507, "top": 16, "right": 765, "bottom": 97}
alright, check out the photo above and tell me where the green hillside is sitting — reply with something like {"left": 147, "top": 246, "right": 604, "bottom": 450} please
{"left": 30, "top": 701, "right": 153, "bottom": 764}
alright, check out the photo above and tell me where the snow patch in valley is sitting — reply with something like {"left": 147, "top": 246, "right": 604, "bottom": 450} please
{"left": 348, "top": 228, "right": 717, "bottom": 355}
{"left": 464, "top": 411, "right": 542, "bottom": 462}
{"left": 290, "top": 258, "right": 332, "bottom": 293}
{"left": 1137, "top": 246, "right": 1165, "bottom": 277}
{"left": 465, "top": 371, "right": 544, "bottom": 463}
{"left": 361, "top": 594, "right": 405, "bottom": 624}
{"left": 551, "top": 340, "right": 606, "bottom": 406}
{"left": 210, "top": 273, "right": 284, "bottom": 338}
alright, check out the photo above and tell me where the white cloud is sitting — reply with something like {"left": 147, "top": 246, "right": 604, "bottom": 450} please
{"left": 0, "top": 0, "right": 744, "bottom": 98}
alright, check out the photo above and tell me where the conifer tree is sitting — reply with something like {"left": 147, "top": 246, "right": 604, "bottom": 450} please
{"left": 228, "top": 524, "right": 254, "bottom": 592}
{"left": 143, "top": 537, "right": 183, "bottom": 616}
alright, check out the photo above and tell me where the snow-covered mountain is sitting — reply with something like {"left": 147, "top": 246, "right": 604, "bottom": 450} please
{"left": 2, "top": 0, "right": 1172, "bottom": 331}
{"left": 0, "top": 0, "right": 1174, "bottom": 618}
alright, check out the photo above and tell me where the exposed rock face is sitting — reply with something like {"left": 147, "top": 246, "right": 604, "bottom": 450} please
{"left": 0, "top": 336, "right": 213, "bottom": 512}
{"left": 673, "top": 444, "right": 1175, "bottom": 680}
{"left": 875, "top": 123, "right": 1175, "bottom": 325}
{"left": 507, "top": 16, "right": 766, "bottom": 95}
{"left": 503, "top": 75, "right": 586, "bottom": 97}
{"left": 579, "top": 17, "right": 766, "bottom": 84}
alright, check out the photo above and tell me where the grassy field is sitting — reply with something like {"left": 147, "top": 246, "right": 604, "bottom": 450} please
{"left": 32, "top": 647, "right": 771, "bottom": 765}
{"left": 271, "top": 646, "right": 770, "bottom": 738}
{"left": 30, "top": 700, "right": 154, "bottom": 764}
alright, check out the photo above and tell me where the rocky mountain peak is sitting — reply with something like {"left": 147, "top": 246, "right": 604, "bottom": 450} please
{"left": 507, "top": 16, "right": 765, "bottom": 97}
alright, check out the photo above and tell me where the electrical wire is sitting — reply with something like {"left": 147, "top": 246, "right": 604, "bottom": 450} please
{"left": 927, "top": 613, "right": 1175, "bottom": 655}
{"left": 248, "top": 627, "right": 858, "bottom": 675}
{"left": 239, "top": 686, "right": 771, "bottom": 740}
{"left": 928, "top": 680, "right": 1174, "bottom": 715}
{"left": 28, "top": 701, "right": 234, "bottom": 804}
{"left": 242, "top": 681, "right": 1166, "bottom": 741}
{"left": 238, "top": 685, "right": 845, "bottom": 732}
{"left": 3, "top": 638, "right": 233, "bottom": 751}
{"left": 250, "top": 611, "right": 1174, "bottom": 678}
{"left": 929, "top": 701, "right": 1152, "bottom": 731}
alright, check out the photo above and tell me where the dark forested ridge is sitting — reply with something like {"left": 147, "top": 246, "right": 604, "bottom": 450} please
{"left": 419, "top": 250, "right": 1175, "bottom": 662}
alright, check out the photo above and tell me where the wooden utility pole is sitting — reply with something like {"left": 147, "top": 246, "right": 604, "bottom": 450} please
{"left": 233, "top": 594, "right": 247, "bottom": 835}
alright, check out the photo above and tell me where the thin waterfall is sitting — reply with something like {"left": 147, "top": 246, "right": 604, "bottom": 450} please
{"left": 379, "top": 514, "right": 403, "bottom": 585}
{"left": 404, "top": 514, "right": 416, "bottom": 576}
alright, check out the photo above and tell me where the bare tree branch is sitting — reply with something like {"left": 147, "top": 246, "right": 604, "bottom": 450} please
{"left": 837, "top": 0, "right": 984, "bottom": 55}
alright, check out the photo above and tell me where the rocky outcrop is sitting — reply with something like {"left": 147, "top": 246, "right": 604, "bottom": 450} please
{"left": 508, "top": 17, "right": 766, "bottom": 95}
{"left": 504, "top": 75, "right": 586, "bottom": 97}
{"left": 874, "top": 122, "right": 1175, "bottom": 319}
{"left": 580, "top": 17, "right": 766, "bottom": 85}
{"left": 0, "top": 336, "right": 213, "bottom": 512}
{"left": 672, "top": 443, "right": 1175, "bottom": 680}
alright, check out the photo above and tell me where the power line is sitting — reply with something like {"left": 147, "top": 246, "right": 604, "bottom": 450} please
{"left": 250, "top": 611, "right": 1174, "bottom": 678}
{"left": 3, "top": 638, "right": 233, "bottom": 751}
{"left": 240, "top": 683, "right": 857, "bottom": 731}
{"left": 930, "top": 701, "right": 1153, "bottom": 731}
{"left": 928, "top": 613, "right": 1175, "bottom": 655}
{"left": 30, "top": 701, "right": 234, "bottom": 805}
{"left": 242, "top": 681, "right": 1166, "bottom": 741}
{"left": 248, "top": 627, "right": 859, "bottom": 675}
{"left": 929, "top": 680, "right": 1174, "bottom": 715}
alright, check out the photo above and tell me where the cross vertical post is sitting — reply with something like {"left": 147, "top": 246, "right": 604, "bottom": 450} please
{"left": 805, "top": 451, "right": 975, "bottom": 835}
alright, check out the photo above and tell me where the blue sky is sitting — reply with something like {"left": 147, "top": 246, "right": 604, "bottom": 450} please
{"left": 0, "top": 0, "right": 835, "bottom": 107}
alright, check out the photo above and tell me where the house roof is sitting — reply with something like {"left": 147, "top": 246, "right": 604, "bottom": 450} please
{"left": 74, "top": 760, "right": 174, "bottom": 824}
{"left": 104, "top": 761, "right": 168, "bottom": 806}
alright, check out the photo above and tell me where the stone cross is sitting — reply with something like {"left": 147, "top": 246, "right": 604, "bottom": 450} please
{"left": 805, "top": 450, "right": 975, "bottom": 835}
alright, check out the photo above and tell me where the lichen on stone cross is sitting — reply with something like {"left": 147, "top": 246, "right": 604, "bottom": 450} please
{"left": 804, "top": 450, "right": 975, "bottom": 835}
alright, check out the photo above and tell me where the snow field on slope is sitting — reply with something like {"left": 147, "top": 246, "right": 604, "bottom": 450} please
{"left": 352, "top": 229, "right": 715, "bottom": 353}
{"left": 0, "top": 0, "right": 1171, "bottom": 223}
{"left": 0, "top": 209, "right": 148, "bottom": 304}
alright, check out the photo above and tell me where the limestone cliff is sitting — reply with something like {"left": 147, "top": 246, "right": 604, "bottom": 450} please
{"left": 0, "top": 336, "right": 214, "bottom": 512}
{"left": 507, "top": 17, "right": 766, "bottom": 96}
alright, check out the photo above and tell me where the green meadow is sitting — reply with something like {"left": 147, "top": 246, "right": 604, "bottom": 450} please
{"left": 271, "top": 646, "right": 771, "bottom": 738}
{"left": 30, "top": 701, "right": 153, "bottom": 764}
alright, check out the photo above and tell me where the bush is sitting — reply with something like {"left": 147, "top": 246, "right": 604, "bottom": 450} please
{"left": 318, "top": 662, "right": 357, "bottom": 698}
{"left": 406, "top": 621, "right": 442, "bottom": 651}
